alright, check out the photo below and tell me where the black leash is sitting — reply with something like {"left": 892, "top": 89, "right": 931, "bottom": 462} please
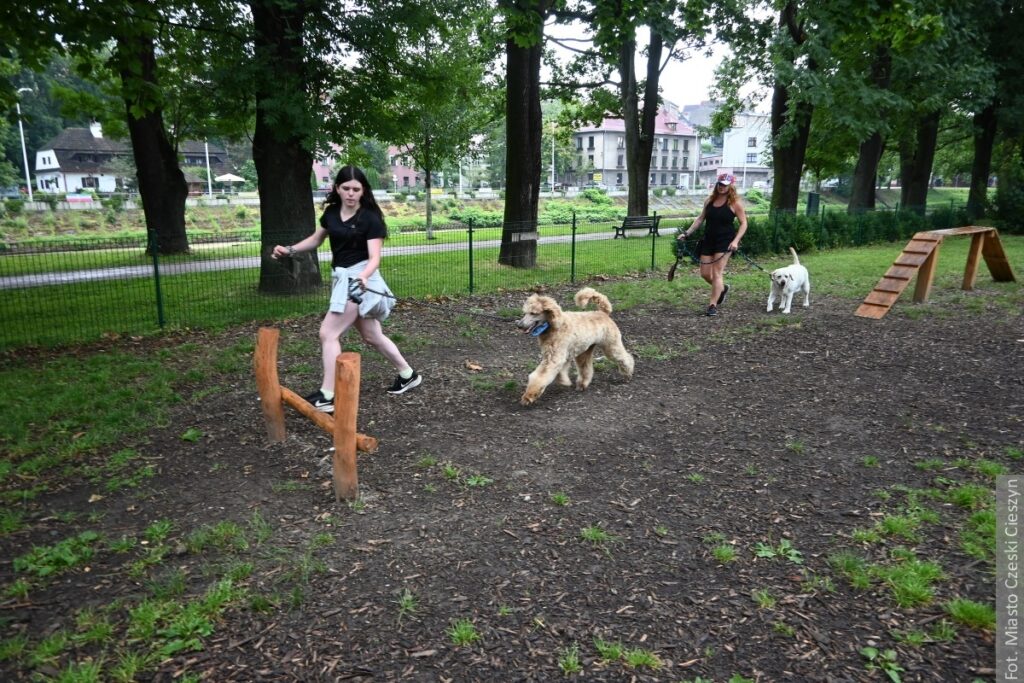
{"left": 668, "top": 238, "right": 766, "bottom": 281}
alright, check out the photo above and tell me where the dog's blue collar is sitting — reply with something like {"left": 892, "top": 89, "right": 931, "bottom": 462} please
{"left": 530, "top": 322, "right": 550, "bottom": 337}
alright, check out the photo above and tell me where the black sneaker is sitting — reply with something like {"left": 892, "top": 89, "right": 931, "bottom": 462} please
{"left": 386, "top": 371, "right": 422, "bottom": 395}
{"left": 717, "top": 284, "right": 730, "bottom": 306}
{"left": 706, "top": 305, "right": 718, "bottom": 317}
{"left": 304, "top": 390, "right": 334, "bottom": 413}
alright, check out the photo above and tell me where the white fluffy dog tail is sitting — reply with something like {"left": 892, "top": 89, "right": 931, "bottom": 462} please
{"left": 574, "top": 287, "right": 612, "bottom": 314}
{"left": 789, "top": 247, "right": 800, "bottom": 265}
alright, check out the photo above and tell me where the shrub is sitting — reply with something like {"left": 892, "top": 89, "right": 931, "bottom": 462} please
{"left": 101, "top": 194, "right": 125, "bottom": 212}
{"left": 581, "top": 188, "right": 612, "bottom": 205}
{"left": 5, "top": 199, "right": 25, "bottom": 215}
{"left": 995, "top": 158, "right": 1024, "bottom": 233}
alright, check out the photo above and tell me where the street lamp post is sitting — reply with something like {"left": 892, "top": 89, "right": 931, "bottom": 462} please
{"left": 550, "top": 123, "right": 556, "bottom": 192}
{"left": 16, "top": 87, "right": 33, "bottom": 202}
{"left": 204, "top": 140, "right": 213, "bottom": 197}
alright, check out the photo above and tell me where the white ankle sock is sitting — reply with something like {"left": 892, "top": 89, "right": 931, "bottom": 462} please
{"left": 399, "top": 368, "right": 413, "bottom": 380}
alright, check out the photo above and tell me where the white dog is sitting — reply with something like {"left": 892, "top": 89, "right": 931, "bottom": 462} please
{"left": 766, "top": 247, "right": 810, "bottom": 314}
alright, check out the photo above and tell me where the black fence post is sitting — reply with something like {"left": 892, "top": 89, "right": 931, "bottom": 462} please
{"left": 570, "top": 211, "right": 577, "bottom": 283}
{"left": 147, "top": 229, "right": 166, "bottom": 328}
{"left": 650, "top": 210, "right": 658, "bottom": 270}
{"left": 467, "top": 218, "right": 474, "bottom": 293}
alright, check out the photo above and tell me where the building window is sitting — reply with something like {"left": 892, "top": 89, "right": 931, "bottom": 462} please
{"left": 661, "top": 173, "right": 667, "bottom": 185}
{"left": 671, "top": 173, "right": 677, "bottom": 185}
{"left": 617, "top": 155, "right": 623, "bottom": 168}
{"left": 683, "top": 140, "right": 689, "bottom": 152}
{"left": 672, "top": 139, "right": 679, "bottom": 151}
{"left": 617, "top": 136, "right": 624, "bottom": 149}
{"left": 616, "top": 173, "right": 623, "bottom": 184}
{"left": 662, "top": 156, "right": 668, "bottom": 168}
{"left": 82, "top": 177, "right": 99, "bottom": 189}
{"left": 663, "top": 139, "right": 669, "bottom": 151}
{"left": 748, "top": 137, "right": 757, "bottom": 147}
{"left": 576, "top": 137, "right": 582, "bottom": 150}
{"left": 671, "top": 158, "right": 677, "bottom": 169}
{"left": 587, "top": 136, "right": 595, "bottom": 150}
{"left": 746, "top": 153, "right": 757, "bottom": 163}
{"left": 587, "top": 154, "right": 594, "bottom": 166}
{"left": 682, "top": 156, "right": 689, "bottom": 169}
{"left": 650, "top": 173, "right": 656, "bottom": 185}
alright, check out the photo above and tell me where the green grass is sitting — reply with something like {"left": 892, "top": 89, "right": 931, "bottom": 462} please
{"left": 944, "top": 598, "right": 996, "bottom": 631}
{"left": 447, "top": 618, "right": 481, "bottom": 646}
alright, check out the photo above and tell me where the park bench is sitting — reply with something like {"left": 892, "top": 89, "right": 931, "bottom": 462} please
{"left": 614, "top": 214, "right": 661, "bottom": 238}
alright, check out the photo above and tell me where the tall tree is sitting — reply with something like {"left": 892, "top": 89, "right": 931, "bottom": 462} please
{"left": 384, "top": 21, "right": 502, "bottom": 239}
{"left": 549, "top": 0, "right": 709, "bottom": 216}
{"left": 249, "top": 0, "right": 321, "bottom": 293}
{"left": 499, "top": 0, "right": 550, "bottom": 267}
{"left": 0, "top": 1, "right": 244, "bottom": 254}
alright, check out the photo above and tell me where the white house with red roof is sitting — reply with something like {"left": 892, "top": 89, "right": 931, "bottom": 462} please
{"left": 572, "top": 105, "right": 699, "bottom": 190}
{"left": 34, "top": 122, "right": 231, "bottom": 195}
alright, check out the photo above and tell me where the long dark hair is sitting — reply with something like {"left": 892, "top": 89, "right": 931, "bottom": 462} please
{"left": 324, "top": 165, "right": 387, "bottom": 236}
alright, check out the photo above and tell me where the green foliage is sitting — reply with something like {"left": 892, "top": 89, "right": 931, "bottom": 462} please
{"left": 14, "top": 531, "right": 101, "bottom": 578}
{"left": 995, "top": 156, "right": 1024, "bottom": 233}
{"left": 580, "top": 188, "right": 612, "bottom": 204}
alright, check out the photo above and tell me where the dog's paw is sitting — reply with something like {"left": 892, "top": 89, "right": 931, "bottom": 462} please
{"left": 519, "top": 393, "right": 537, "bottom": 406}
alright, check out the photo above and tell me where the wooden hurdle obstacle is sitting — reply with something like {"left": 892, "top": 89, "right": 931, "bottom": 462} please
{"left": 855, "top": 226, "right": 1016, "bottom": 319}
{"left": 254, "top": 327, "right": 378, "bottom": 502}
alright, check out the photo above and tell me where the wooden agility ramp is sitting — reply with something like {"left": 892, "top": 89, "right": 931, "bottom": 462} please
{"left": 254, "top": 327, "right": 377, "bottom": 502}
{"left": 855, "top": 226, "right": 1016, "bottom": 319}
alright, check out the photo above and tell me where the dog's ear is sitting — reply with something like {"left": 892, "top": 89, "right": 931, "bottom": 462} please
{"left": 537, "top": 295, "right": 562, "bottom": 323}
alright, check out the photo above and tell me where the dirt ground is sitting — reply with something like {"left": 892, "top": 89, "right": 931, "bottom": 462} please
{"left": 2, "top": 275, "right": 1022, "bottom": 682}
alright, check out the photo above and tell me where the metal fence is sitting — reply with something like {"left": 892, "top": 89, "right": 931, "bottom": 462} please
{"left": 0, "top": 203, "right": 972, "bottom": 350}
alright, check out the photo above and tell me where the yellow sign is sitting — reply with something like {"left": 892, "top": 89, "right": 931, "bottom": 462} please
{"left": 592, "top": 173, "right": 603, "bottom": 182}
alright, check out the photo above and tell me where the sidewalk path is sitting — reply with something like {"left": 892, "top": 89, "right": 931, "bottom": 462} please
{"left": 0, "top": 231, "right": 632, "bottom": 290}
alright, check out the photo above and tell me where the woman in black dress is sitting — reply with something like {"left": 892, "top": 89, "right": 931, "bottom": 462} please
{"left": 677, "top": 173, "right": 748, "bottom": 316}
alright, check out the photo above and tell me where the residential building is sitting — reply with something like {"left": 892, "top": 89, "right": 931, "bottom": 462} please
{"left": 34, "top": 123, "right": 231, "bottom": 195}
{"left": 571, "top": 105, "right": 699, "bottom": 190}
{"left": 694, "top": 110, "right": 771, "bottom": 190}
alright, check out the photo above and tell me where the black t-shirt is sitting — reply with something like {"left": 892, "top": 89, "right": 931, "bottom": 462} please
{"left": 320, "top": 207, "right": 386, "bottom": 268}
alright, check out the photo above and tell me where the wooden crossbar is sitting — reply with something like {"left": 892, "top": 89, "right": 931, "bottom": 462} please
{"left": 856, "top": 226, "right": 1016, "bottom": 319}
{"left": 254, "top": 327, "right": 378, "bottom": 502}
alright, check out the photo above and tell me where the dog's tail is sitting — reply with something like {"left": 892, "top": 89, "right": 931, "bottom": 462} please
{"left": 789, "top": 246, "right": 800, "bottom": 265}
{"left": 574, "top": 287, "right": 612, "bottom": 314}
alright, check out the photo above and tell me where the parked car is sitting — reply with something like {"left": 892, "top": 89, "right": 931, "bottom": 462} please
{"left": 1, "top": 186, "right": 23, "bottom": 199}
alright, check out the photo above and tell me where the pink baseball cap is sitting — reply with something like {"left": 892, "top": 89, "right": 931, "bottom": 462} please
{"left": 717, "top": 173, "right": 736, "bottom": 186}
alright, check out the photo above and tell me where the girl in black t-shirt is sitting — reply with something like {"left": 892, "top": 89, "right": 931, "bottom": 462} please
{"left": 272, "top": 166, "right": 421, "bottom": 411}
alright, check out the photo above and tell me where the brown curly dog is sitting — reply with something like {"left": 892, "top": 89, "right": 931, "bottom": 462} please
{"left": 516, "top": 287, "right": 634, "bottom": 406}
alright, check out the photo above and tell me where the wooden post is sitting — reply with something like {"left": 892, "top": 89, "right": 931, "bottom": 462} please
{"left": 962, "top": 231, "right": 985, "bottom": 291}
{"left": 912, "top": 241, "right": 941, "bottom": 303}
{"left": 254, "top": 327, "right": 286, "bottom": 442}
{"left": 332, "top": 352, "right": 361, "bottom": 502}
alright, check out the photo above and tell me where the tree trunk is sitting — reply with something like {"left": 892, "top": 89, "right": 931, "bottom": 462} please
{"left": 499, "top": 4, "right": 544, "bottom": 268}
{"left": 251, "top": 0, "right": 321, "bottom": 294}
{"left": 770, "top": 2, "right": 813, "bottom": 213}
{"left": 967, "top": 103, "right": 997, "bottom": 219}
{"left": 620, "top": 28, "right": 661, "bottom": 216}
{"left": 848, "top": 48, "right": 891, "bottom": 213}
{"left": 769, "top": 81, "right": 812, "bottom": 212}
{"left": 899, "top": 109, "right": 940, "bottom": 212}
{"left": 117, "top": 34, "right": 189, "bottom": 255}
{"left": 848, "top": 133, "right": 885, "bottom": 212}
{"left": 424, "top": 165, "right": 435, "bottom": 240}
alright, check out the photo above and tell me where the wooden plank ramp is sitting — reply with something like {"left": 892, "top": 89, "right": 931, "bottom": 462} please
{"left": 855, "top": 233, "right": 941, "bottom": 319}
{"left": 856, "top": 226, "right": 1016, "bottom": 319}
